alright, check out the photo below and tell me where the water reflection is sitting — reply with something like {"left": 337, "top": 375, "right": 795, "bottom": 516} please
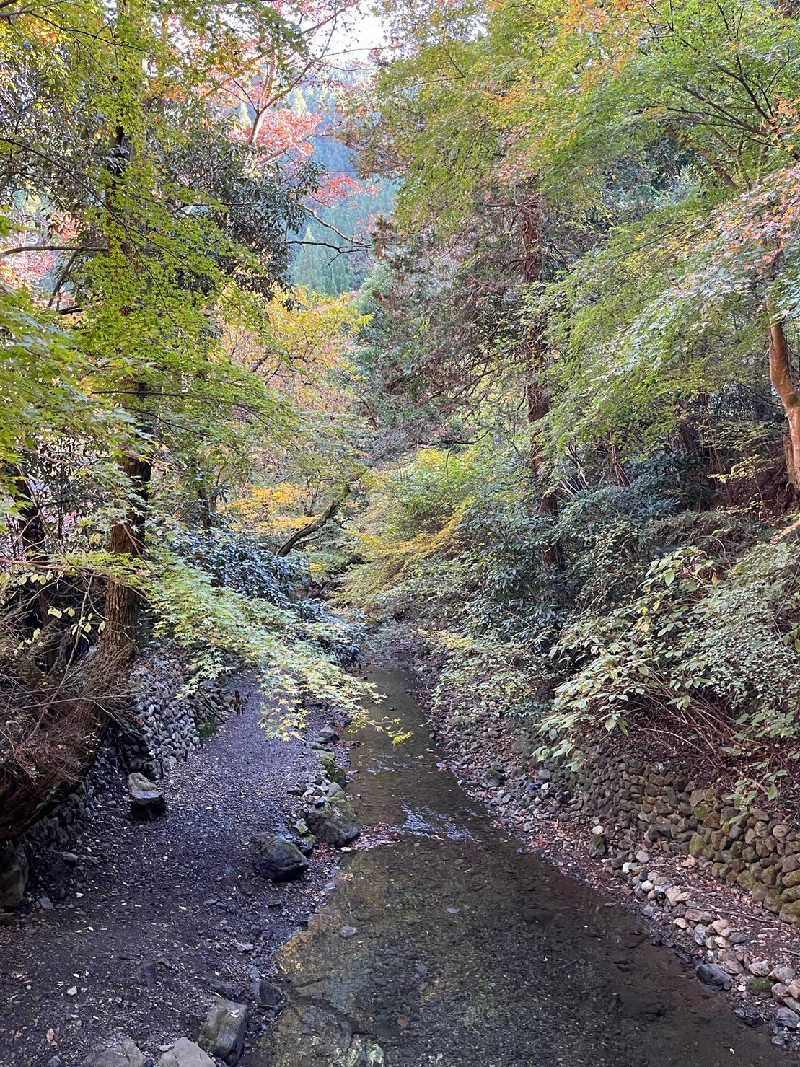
{"left": 251, "top": 667, "right": 776, "bottom": 1067}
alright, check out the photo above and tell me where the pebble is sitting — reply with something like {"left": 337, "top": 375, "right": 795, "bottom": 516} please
{"left": 721, "top": 958, "right": 743, "bottom": 976}
{"left": 684, "top": 908, "right": 713, "bottom": 924}
{"left": 339, "top": 926, "right": 357, "bottom": 938}
{"left": 665, "top": 887, "right": 688, "bottom": 906}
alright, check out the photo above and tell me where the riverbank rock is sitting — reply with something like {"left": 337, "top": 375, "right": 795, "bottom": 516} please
{"left": 776, "top": 1007, "right": 800, "bottom": 1031}
{"left": 158, "top": 1039, "right": 214, "bottom": 1067}
{"left": 252, "top": 975, "right": 283, "bottom": 1009}
{"left": 305, "top": 796, "right": 360, "bottom": 847}
{"left": 695, "top": 962, "right": 733, "bottom": 991}
{"left": 128, "top": 772, "right": 166, "bottom": 816}
{"left": 251, "top": 834, "right": 309, "bottom": 881}
{"left": 83, "top": 1035, "right": 146, "bottom": 1067}
{"left": 0, "top": 842, "right": 28, "bottom": 908}
{"left": 199, "top": 996, "right": 248, "bottom": 1065}
{"left": 293, "top": 819, "right": 316, "bottom": 857}
{"left": 318, "top": 752, "right": 346, "bottom": 787}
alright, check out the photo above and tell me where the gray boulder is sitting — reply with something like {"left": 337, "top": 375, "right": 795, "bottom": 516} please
{"left": 305, "top": 796, "right": 360, "bottom": 847}
{"left": 251, "top": 834, "right": 308, "bottom": 881}
{"left": 158, "top": 1039, "right": 214, "bottom": 1067}
{"left": 83, "top": 1035, "right": 146, "bottom": 1067}
{"left": 696, "top": 962, "right": 732, "bottom": 991}
{"left": 0, "top": 842, "right": 28, "bottom": 909}
{"left": 776, "top": 1007, "right": 800, "bottom": 1031}
{"left": 199, "top": 997, "right": 248, "bottom": 1065}
{"left": 128, "top": 772, "right": 165, "bottom": 815}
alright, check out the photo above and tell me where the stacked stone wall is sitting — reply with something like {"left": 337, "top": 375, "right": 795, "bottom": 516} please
{"left": 20, "top": 651, "right": 239, "bottom": 858}
{"left": 539, "top": 748, "right": 800, "bottom": 925}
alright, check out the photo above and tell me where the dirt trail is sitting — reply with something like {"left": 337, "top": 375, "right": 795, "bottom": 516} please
{"left": 0, "top": 683, "right": 336, "bottom": 1067}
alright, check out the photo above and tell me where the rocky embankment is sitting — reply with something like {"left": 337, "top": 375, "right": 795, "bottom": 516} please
{"left": 420, "top": 670, "right": 800, "bottom": 1053}
{"left": 0, "top": 678, "right": 360, "bottom": 1067}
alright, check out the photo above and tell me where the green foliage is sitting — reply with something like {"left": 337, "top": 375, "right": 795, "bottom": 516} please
{"left": 345, "top": 0, "right": 800, "bottom": 804}
{"left": 542, "top": 538, "right": 800, "bottom": 761}
{"left": 0, "top": 0, "right": 382, "bottom": 830}
{"left": 197, "top": 718, "right": 219, "bottom": 740}
{"left": 358, "top": 2, "right": 488, "bottom": 230}
{"left": 172, "top": 526, "right": 303, "bottom": 608}
{"left": 125, "top": 549, "right": 369, "bottom": 718}
{"left": 344, "top": 439, "right": 800, "bottom": 791}
{"left": 1, "top": 535, "right": 370, "bottom": 729}
{"left": 0, "top": 284, "right": 126, "bottom": 512}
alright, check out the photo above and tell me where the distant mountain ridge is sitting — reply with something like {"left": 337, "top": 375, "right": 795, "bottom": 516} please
{"left": 288, "top": 83, "right": 393, "bottom": 295}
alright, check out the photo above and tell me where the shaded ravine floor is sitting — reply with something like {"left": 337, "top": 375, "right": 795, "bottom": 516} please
{"left": 0, "top": 684, "right": 335, "bottom": 1067}
{"left": 253, "top": 666, "right": 779, "bottom": 1067}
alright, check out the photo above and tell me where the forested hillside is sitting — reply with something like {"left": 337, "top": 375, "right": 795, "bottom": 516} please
{"left": 344, "top": 0, "right": 800, "bottom": 808}
{"left": 5, "top": 0, "right": 800, "bottom": 1060}
{"left": 288, "top": 84, "right": 394, "bottom": 294}
{"left": 0, "top": 0, "right": 374, "bottom": 837}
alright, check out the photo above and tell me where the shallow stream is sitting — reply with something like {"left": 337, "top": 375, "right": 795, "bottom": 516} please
{"left": 253, "top": 666, "right": 777, "bottom": 1067}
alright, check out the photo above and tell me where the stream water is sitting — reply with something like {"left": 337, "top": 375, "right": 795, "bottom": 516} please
{"left": 252, "top": 666, "right": 777, "bottom": 1067}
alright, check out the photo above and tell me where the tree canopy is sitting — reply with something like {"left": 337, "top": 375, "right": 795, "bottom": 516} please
{"left": 6, "top": 0, "right": 800, "bottom": 827}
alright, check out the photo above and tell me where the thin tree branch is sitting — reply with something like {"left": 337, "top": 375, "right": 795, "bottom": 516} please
{"left": 0, "top": 243, "right": 106, "bottom": 258}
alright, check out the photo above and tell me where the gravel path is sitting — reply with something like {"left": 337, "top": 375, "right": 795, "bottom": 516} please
{"left": 0, "top": 682, "right": 338, "bottom": 1067}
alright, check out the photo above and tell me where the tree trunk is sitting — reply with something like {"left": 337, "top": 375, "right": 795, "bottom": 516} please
{"left": 520, "top": 189, "right": 560, "bottom": 564}
{"left": 103, "top": 432, "right": 151, "bottom": 657}
{"left": 768, "top": 315, "right": 800, "bottom": 489}
{"left": 4, "top": 462, "right": 47, "bottom": 560}
{"left": 104, "top": 451, "right": 150, "bottom": 652}
{"left": 277, "top": 486, "right": 350, "bottom": 557}
{"left": 101, "top": 11, "right": 149, "bottom": 662}
{"left": 197, "top": 483, "right": 217, "bottom": 531}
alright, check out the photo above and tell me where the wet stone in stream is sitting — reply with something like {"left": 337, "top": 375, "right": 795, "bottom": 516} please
{"left": 253, "top": 667, "right": 777, "bottom": 1067}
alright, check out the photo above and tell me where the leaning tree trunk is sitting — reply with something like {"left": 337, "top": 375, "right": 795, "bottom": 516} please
{"left": 277, "top": 486, "right": 351, "bottom": 557}
{"left": 768, "top": 313, "right": 800, "bottom": 490}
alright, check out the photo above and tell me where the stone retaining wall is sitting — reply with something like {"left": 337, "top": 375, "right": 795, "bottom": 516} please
{"left": 532, "top": 746, "right": 800, "bottom": 926}
{"left": 127, "top": 651, "right": 240, "bottom": 780}
{"left": 21, "top": 650, "right": 239, "bottom": 859}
